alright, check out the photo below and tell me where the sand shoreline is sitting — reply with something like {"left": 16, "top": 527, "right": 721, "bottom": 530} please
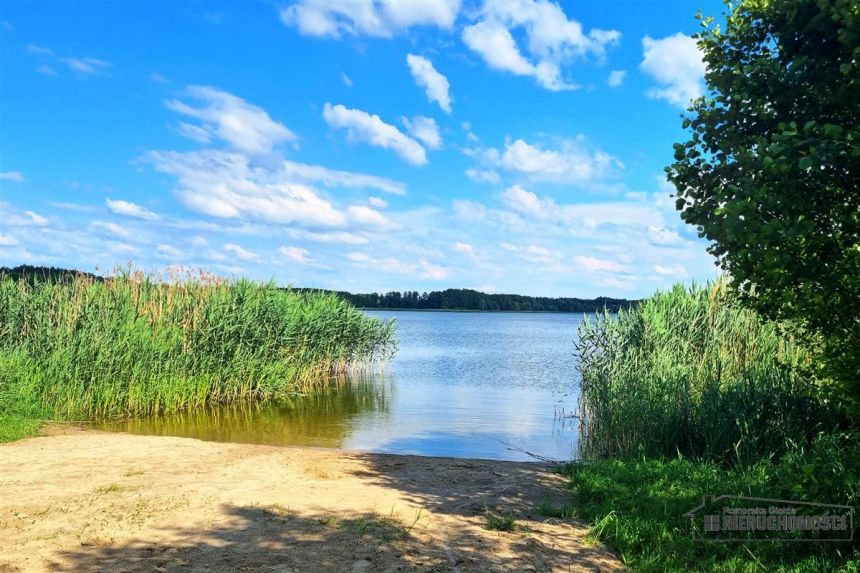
{"left": 0, "top": 426, "right": 621, "bottom": 572}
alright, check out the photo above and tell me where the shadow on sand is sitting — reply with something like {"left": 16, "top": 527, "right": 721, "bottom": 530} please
{"left": 44, "top": 452, "right": 619, "bottom": 572}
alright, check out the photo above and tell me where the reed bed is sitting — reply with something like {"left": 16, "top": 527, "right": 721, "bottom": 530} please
{"left": 0, "top": 268, "right": 396, "bottom": 420}
{"left": 575, "top": 279, "right": 833, "bottom": 463}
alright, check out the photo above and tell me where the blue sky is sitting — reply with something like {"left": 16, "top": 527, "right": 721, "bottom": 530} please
{"left": 0, "top": 0, "right": 725, "bottom": 298}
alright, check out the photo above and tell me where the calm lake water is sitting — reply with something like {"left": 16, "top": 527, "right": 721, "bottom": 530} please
{"left": 100, "top": 310, "right": 585, "bottom": 461}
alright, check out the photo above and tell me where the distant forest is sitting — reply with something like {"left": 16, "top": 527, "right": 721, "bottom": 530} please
{"left": 299, "top": 288, "right": 636, "bottom": 313}
{"left": 1, "top": 266, "right": 636, "bottom": 313}
{"left": 0, "top": 265, "right": 101, "bottom": 283}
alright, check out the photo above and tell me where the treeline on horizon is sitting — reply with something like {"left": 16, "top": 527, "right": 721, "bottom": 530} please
{"left": 298, "top": 288, "right": 637, "bottom": 313}
{"left": 0, "top": 266, "right": 637, "bottom": 313}
{"left": 0, "top": 265, "right": 101, "bottom": 283}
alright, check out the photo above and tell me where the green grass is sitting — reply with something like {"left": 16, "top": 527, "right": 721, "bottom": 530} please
{"left": 93, "top": 483, "right": 129, "bottom": 494}
{"left": 562, "top": 442, "right": 859, "bottom": 572}
{"left": 0, "top": 369, "right": 48, "bottom": 441}
{"left": 485, "top": 513, "right": 518, "bottom": 531}
{"left": 0, "top": 414, "right": 42, "bottom": 442}
{"left": 535, "top": 498, "right": 573, "bottom": 519}
{"left": 341, "top": 513, "right": 406, "bottom": 543}
{"left": 0, "top": 268, "right": 396, "bottom": 427}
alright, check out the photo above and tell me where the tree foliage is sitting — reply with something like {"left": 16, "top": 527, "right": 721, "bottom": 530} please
{"left": 668, "top": 0, "right": 860, "bottom": 400}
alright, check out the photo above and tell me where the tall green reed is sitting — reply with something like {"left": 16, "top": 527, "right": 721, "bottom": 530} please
{"left": 0, "top": 267, "right": 396, "bottom": 419}
{"left": 575, "top": 279, "right": 832, "bottom": 464}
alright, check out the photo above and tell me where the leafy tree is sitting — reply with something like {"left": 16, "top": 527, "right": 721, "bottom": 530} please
{"left": 668, "top": 0, "right": 860, "bottom": 401}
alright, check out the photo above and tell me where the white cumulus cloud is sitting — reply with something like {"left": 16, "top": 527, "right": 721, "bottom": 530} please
{"left": 24, "top": 211, "right": 47, "bottom": 226}
{"left": 648, "top": 225, "right": 682, "bottom": 245}
{"left": 224, "top": 243, "right": 260, "bottom": 261}
{"left": 641, "top": 33, "right": 706, "bottom": 107}
{"left": 453, "top": 241, "right": 475, "bottom": 256}
{"left": 145, "top": 150, "right": 347, "bottom": 227}
{"left": 281, "top": 160, "right": 406, "bottom": 195}
{"left": 406, "top": 54, "right": 452, "bottom": 113}
{"left": 156, "top": 243, "right": 184, "bottom": 258}
{"left": 473, "top": 137, "right": 622, "bottom": 185}
{"left": 368, "top": 196, "right": 388, "bottom": 208}
{"left": 497, "top": 184, "right": 670, "bottom": 234}
{"left": 279, "top": 245, "right": 312, "bottom": 264}
{"left": 91, "top": 221, "right": 131, "bottom": 239}
{"left": 462, "top": 0, "right": 620, "bottom": 91}
{"left": 401, "top": 115, "right": 441, "bottom": 149}
{"left": 419, "top": 260, "right": 448, "bottom": 280}
{"left": 323, "top": 103, "right": 427, "bottom": 166}
{"left": 106, "top": 199, "right": 158, "bottom": 221}
{"left": 177, "top": 122, "right": 214, "bottom": 144}
{"left": 167, "top": 86, "right": 296, "bottom": 154}
{"left": 608, "top": 69, "right": 626, "bottom": 87}
{"left": 574, "top": 255, "right": 623, "bottom": 273}
{"left": 347, "top": 205, "right": 395, "bottom": 228}
{"left": 465, "top": 168, "right": 501, "bottom": 184}
{"left": 281, "top": 0, "right": 461, "bottom": 38}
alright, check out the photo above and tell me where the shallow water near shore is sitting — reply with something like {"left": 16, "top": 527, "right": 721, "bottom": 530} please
{"left": 99, "top": 310, "right": 584, "bottom": 461}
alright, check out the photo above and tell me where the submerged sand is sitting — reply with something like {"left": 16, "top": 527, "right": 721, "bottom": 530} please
{"left": 0, "top": 425, "right": 622, "bottom": 572}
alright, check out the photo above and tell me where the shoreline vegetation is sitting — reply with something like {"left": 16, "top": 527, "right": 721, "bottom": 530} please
{"left": 567, "top": 280, "right": 859, "bottom": 572}
{"left": 0, "top": 266, "right": 396, "bottom": 441}
{"left": 559, "top": 0, "right": 860, "bottom": 570}
{"left": 1, "top": 266, "right": 637, "bottom": 313}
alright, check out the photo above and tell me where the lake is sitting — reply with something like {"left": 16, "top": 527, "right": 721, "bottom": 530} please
{"left": 100, "top": 310, "right": 585, "bottom": 461}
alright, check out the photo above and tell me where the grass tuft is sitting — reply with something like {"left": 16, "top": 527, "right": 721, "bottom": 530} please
{"left": 93, "top": 483, "right": 128, "bottom": 494}
{"left": 485, "top": 512, "right": 518, "bottom": 532}
{"left": 535, "top": 498, "right": 573, "bottom": 519}
{"left": 340, "top": 513, "right": 405, "bottom": 542}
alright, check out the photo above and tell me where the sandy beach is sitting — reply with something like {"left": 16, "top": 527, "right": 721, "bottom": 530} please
{"left": 0, "top": 425, "right": 622, "bottom": 572}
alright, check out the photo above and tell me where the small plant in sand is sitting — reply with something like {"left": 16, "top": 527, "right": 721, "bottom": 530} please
{"left": 536, "top": 498, "right": 573, "bottom": 519}
{"left": 484, "top": 512, "right": 518, "bottom": 532}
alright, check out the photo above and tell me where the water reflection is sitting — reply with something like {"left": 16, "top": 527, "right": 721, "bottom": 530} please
{"left": 100, "top": 311, "right": 585, "bottom": 461}
{"left": 340, "top": 376, "right": 579, "bottom": 461}
{"left": 99, "top": 375, "right": 391, "bottom": 449}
